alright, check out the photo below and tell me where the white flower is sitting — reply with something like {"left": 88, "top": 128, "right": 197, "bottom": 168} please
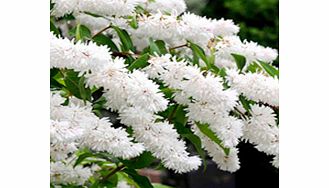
{"left": 51, "top": 0, "right": 78, "bottom": 17}
{"left": 51, "top": 34, "right": 200, "bottom": 173}
{"left": 180, "top": 13, "right": 239, "bottom": 47}
{"left": 50, "top": 92, "right": 145, "bottom": 160}
{"left": 78, "top": 0, "right": 140, "bottom": 17}
{"left": 226, "top": 69, "right": 279, "bottom": 106}
{"left": 145, "top": 0, "right": 187, "bottom": 15}
{"left": 243, "top": 104, "right": 279, "bottom": 156}
{"left": 272, "top": 155, "right": 279, "bottom": 168}
{"left": 117, "top": 181, "right": 132, "bottom": 188}
{"left": 80, "top": 118, "right": 144, "bottom": 159}
{"left": 50, "top": 161, "right": 92, "bottom": 185}
{"left": 192, "top": 124, "right": 240, "bottom": 172}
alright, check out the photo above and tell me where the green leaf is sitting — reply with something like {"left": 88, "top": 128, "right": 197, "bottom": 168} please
{"left": 181, "top": 133, "right": 207, "bottom": 171}
{"left": 129, "top": 15, "right": 138, "bottom": 29}
{"left": 247, "top": 62, "right": 262, "bottom": 73}
{"left": 154, "top": 40, "right": 168, "bottom": 54}
{"left": 50, "top": 20, "right": 60, "bottom": 36}
{"left": 63, "top": 70, "right": 81, "bottom": 98}
{"left": 231, "top": 53, "right": 246, "bottom": 71}
{"left": 189, "top": 41, "right": 209, "bottom": 67}
{"left": 120, "top": 151, "right": 155, "bottom": 169}
{"left": 122, "top": 168, "right": 153, "bottom": 188}
{"left": 258, "top": 61, "right": 279, "bottom": 78}
{"left": 74, "top": 152, "right": 94, "bottom": 167}
{"left": 112, "top": 26, "right": 134, "bottom": 52}
{"left": 127, "top": 53, "right": 149, "bottom": 71}
{"left": 195, "top": 122, "right": 230, "bottom": 155}
{"left": 152, "top": 183, "right": 173, "bottom": 188}
{"left": 170, "top": 105, "right": 207, "bottom": 170}
{"left": 239, "top": 95, "right": 251, "bottom": 113}
{"left": 149, "top": 39, "right": 161, "bottom": 55}
{"left": 69, "top": 24, "right": 91, "bottom": 41}
{"left": 78, "top": 76, "right": 91, "bottom": 101}
{"left": 92, "top": 34, "right": 119, "bottom": 52}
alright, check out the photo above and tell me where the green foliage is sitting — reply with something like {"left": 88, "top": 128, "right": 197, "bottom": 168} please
{"left": 69, "top": 24, "right": 91, "bottom": 41}
{"left": 128, "top": 53, "right": 150, "bottom": 71}
{"left": 195, "top": 122, "right": 230, "bottom": 155}
{"left": 92, "top": 34, "right": 119, "bottom": 52}
{"left": 122, "top": 168, "right": 154, "bottom": 188}
{"left": 120, "top": 151, "right": 155, "bottom": 169}
{"left": 231, "top": 53, "right": 246, "bottom": 71}
{"left": 112, "top": 26, "right": 135, "bottom": 52}
{"left": 258, "top": 61, "right": 279, "bottom": 78}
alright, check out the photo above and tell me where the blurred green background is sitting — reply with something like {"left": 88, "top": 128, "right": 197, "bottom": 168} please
{"left": 186, "top": 0, "right": 279, "bottom": 50}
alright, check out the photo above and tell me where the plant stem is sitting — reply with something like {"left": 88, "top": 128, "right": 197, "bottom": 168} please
{"left": 169, "top": 43, "right": 188, "bottom": 51}
{"left": 92, "top": 24, "right": 112, "bottom": 39}
{"left": 234, "top": 107, "right": 248, "bottom": 120}
{"left": 102, "top": 164, "right": 125, "bottom": 182}
{"left": 168, "top": 104, "right": 179, "bottom": 123}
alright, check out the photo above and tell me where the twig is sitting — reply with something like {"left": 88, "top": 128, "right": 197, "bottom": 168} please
{"left": 92, "top": 24, "right": 112, "bottom": 39}
{"left": 167, "top": 105, "right": 179, "bottom": 123}
{"left": 102, "top": 164, "right": 125, "bottom": 182}
{"left": 169, "top": 43, "right": 188, "bottom": 51}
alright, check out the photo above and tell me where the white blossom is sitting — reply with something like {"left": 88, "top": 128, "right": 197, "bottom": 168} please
{"left": 50, "top": 92, "right": 145, "bottom": 160}
{"left": 192, "top": 124, "right": 240, "bottom": 172}
{"left": 226, "top": 69, "right": 279, "bottom": 106}
{"left": 243, "top": 105, "right": 279, "bottom": 156}
{"left": 50, "top": 161, "right": 92, "bottom": 185}
{"left": 50, "top": 33, "right": 201, "bottom": 173}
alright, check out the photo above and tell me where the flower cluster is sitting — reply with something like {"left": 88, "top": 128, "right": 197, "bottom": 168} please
{"left": 50, "top": 0, "right": 279, "bottom": 186}
{"left": 50, "top": 33, "right": 201, "bottom": 174}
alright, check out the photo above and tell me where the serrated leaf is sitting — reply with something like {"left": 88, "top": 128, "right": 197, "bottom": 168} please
{"left": 258, "top": 61, "right": 279, "bottom": 78}
{"left": 122, "top": 168, "right": 153, "bottom": 188}
{"left": 92, "top": 34, "right": 119, "bottom": 52}
{"left": 195, "top": 122, "right": 230, "bottom": 155}
{"left": 127, "top": 53, "right": 149, "bottom": 71}
{"left": 112, "top": 26, "right": 134, "bottom": 52}
{"left": 231, "top": 53, "right": 246, "bottom": 71}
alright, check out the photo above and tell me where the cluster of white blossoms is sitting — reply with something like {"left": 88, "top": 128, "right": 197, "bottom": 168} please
{"left": 50, "top": 161, "right": 93, "bottom": 185}
{"left": 143, "top": 54, "right": 243, "bottom": 172}
{"left": 50, "top": 0, "right": 279, "bottom": 184}
{"left": 50, "top": 92, "right": 145, "bottom": 185}
{"left": 226, "top": 69, "right": 279, "bottom": 107}
{"left": 243, "top": 105, "right": 279, "bottom": 167}
{"left": 50, "top": 33, "right": 201, "bottom": 173}
{"left": 214, "top": 36, "right": 278, "bottom": 69}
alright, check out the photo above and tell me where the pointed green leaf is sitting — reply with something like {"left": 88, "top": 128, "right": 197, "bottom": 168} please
{"left": 112, "top": 26, "right": 134, "bottom": 52}
{"left": 189, "top": 41, "right": 209, "bottom": 67}
{"left": 231, "top": 53, "right": 246, "bottom": 71}
{"left": 258, "top": 61, "right": 279, "bottom": 78}
{"left": 128, "top": 53, "right": 149, "bottom": 71}
{"left": 120, "top": 151, "right": 155, "bottom": 169}
{"left": 122, "top": 168, "right": 153, "bottom": 188}
{"left": 195, "top": 122, "right": 230, "bottom": 155}
{"left": 92, "top": 34, "right": 119, "bottom": 52}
